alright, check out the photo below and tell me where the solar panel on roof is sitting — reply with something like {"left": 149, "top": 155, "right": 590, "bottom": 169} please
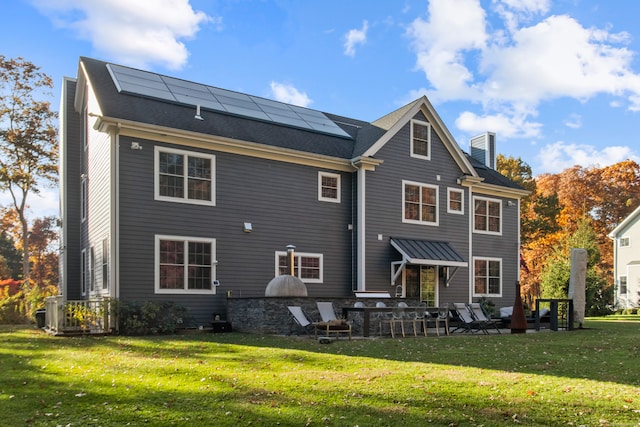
{"left": 106, "top": 63, "right": 351, "bottom": 139}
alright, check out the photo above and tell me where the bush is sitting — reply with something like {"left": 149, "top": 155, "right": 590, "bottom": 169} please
{"left": 117, "top": 300, "right": 189, "bottom": 335}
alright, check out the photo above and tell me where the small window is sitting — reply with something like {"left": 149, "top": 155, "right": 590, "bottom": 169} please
{"left": 619, "top": 276, "right": 627, "bottom": 294}
{"left": 403, "top": 180, "right": 438, "bottom": 225}
{"left": 154, "top": 146, "right": 215, "bottom": 206}
{"left": 619, "top": 237, "right": 630, "bottom": 247}
{"left": 410, "top": 120, "right": 431, "bottom": 160}
{"left": 448, "top": 188, "right": 464, "bottom": 214}
{"left": 318, "top": 172, "right": 341, "bottom": 203}
{"left": 473, "top": 257, "right": 502, "bottom": 297}
{"left": 275, "top": 251, "right": 323, "bottom": 283}
{"left": 89, "top": 247, "right": 95, "bottom": 292}
{"left": 474, "top": 196, "right": 501, "bottom": 234}
{"left": 81, "top": 176, "right": 87, "bottom": 222}
{"left": 102, "top": 239, "right": 109, "bottom": 290}
{"left": 155, "top": 235, "right": 216, "bottom": 294}
{"left": 81, "top": 249, "right": 87, "bottom": 296}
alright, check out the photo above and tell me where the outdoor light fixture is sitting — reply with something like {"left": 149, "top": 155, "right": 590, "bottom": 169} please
{"left": 243, "top": 222, "right": 252, "bottom": 233}
{"left": 130, "top": 142, "right": 142, "bottom": 150}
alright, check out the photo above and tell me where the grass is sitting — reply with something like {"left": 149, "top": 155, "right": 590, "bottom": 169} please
{"left": 1, "top": 318, "right": 639, "bottom": 426}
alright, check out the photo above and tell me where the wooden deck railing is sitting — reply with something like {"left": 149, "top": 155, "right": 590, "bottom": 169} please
{"left": 44, "top": 296, "right": 114, "bottom": 335}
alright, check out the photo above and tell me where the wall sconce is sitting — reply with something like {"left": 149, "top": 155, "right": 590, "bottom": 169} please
{"left": 130, "top": 142, "right": 142, "bottom": 150}
{"left": 243, "top": 222, "right": 252, "bottom": 233}
{"left": 507, "top": 200, "right": 516, "bottom": 207}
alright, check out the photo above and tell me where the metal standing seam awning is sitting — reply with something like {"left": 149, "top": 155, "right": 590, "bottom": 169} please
{"left": 390, "top": 238, "right": 468, "bottom": 286}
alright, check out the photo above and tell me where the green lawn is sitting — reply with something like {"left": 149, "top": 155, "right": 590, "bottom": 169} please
{"left": 1, "top": 318, "right": 639, "bottom": 426}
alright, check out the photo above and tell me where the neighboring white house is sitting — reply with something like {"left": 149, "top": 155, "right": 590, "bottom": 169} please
{"left": 608, "top": 204, "right": 640, "bottom": 309}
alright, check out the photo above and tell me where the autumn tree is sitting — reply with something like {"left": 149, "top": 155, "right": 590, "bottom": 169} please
{"left": 0, "top": 56, "right": 57, "bottom": 289}
{"left": 0, "top": 230, "right": 21, "bottom": 279}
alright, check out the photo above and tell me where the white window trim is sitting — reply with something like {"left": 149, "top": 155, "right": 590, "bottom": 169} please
{"left": 447, "top": 187, "right": 464, "bottom": 215}
{"left": 410, "top": 119, "right": 431, "bottom": 160}
{"left": 81, "top": 176, "right": 87, "bottom": 223}
{"left": 402, "top": 180, "right": 439, "bottom": 226}
{"left": 274, "top": 251, "right": 323, "bottom": 283}
{"left": 318, "top": 171, "right": 341, "bottom": 203}
{"left": 154, "top": 234, "right": 217, "bottom": 295}
{"left": 81, "top": 249, "right": 87, "bottom": 296}
{"left": 102, "top": 239, "right": 109, "bottom": 292}
{"left": 473, "top": 196, "right": 502, "bottom": 236}
{"left": 618, "top": 275, "right": 628, "bottom": 294}
{"left": 472, "top": 256, "right": 503, "bottom": 298}
{"left": 154, "top": 146, "right": 216, "bottom": 206}
{"left": 89, "top": 246, "right": 95, "bottom": 293}
{"left": 619, "top": 236, "right": 630, "bottom": 247}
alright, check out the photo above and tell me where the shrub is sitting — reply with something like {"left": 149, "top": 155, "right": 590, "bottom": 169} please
{"left": 117, "top": 300, "right": 188, "bottom": 335}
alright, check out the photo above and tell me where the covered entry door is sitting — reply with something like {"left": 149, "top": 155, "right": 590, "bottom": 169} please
{"left": 406, "top": 265, "right": 437, "bottom": 306}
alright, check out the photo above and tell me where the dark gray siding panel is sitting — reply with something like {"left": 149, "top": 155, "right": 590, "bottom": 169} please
{"left": 62, "top": 79, "right": 83, "bottom": 300}
{"left": 118, "top": 137, "right": 353, "bottom": 324}
{"left": 363, "top": 112, "right": 471, "bottom": 304}
{"left": 471, "top": 196, "right": 520, "bottom": 309}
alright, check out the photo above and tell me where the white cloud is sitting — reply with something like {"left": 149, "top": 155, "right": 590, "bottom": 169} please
{"left": 30, "top": 0, "right": 213, "bottom": 70}
{"left": 563, "top": 113, "right": 582, "bottom": 129}
{"left": 405, "top": 0, "right": 640, "bottom": 140}
{"left": 0, "top": 187, "right": 59, "bottom": 220}
{"left": 269, "top": 82, "right": 312, "bottom": 107}
{"left": 344, "top": 20, "right": 369, "bottom": 57}
{"left": 455, "top": 110, "right": 541, "bottom": 138}
{"left": 536, "top": 141, "right": 640, "bottom": 173}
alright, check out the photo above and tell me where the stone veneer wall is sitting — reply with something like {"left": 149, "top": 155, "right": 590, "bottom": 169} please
{"left": 225, "top": 296, "right": 419, "bottom": 336}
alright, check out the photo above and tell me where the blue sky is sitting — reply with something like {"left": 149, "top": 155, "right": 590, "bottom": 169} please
{"left": 2, "top": 0, "right": 640, "bottom": 218}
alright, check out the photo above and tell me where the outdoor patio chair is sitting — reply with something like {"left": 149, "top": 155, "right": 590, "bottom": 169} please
{"left": 315, "top": 302, "right": 352, "bottom": 340}
{"left": 451, "top": 303, "right": 488, "bottom": 334}
{"left": 287, "top": 306, "right": 317, "bottom": 337}
{"left": 436, "top": 304, "right": 450, "bottom": 336}
{"left": 413, "top": 302, "right": 430, "bottom": 336}
{"left": 468, "top": 302, "right": 502, "bottom": 334}
{"left": 375, "top": 302, "right": 394, "bottom": 337}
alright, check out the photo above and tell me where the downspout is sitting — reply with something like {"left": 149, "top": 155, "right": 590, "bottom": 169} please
{"left": 113, "top": 125, "right": 120, "bottom": 300}
{"left": 467, "top": 184, "right": 473, "bottom": 303}
{"left": 357, "top": 165, "right": 366, "bottom": 291}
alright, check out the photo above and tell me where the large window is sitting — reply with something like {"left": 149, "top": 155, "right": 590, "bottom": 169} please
{"left": 474, "top": 258, "right": 502, "bottom": 296}
{"left": 474, "top": 196, "right": 501, "bottom": 234}
{"left": 155, "top": 235, "right": 216, "bottom": 294}
{"left": 81, "top": 176, "right": 87, "bottom": 222}
{"left": 275, "top": 251, "right": 323, "bottom": 283}
{"left": 619, "top": 276, "right": 627, "bottom": 294}
{"left": 89, "top": 247, "right": 95, "bottom": 292}
{"left": 410, "top": 119, "right": 431, "bottom": 160}
{"left": 318, "top": 172, "right": 341, "bottom": 203}
{"left": 448, "top": 188, "right": 464, "bottom": 214}
{"left": 155, "top": 146, "right": 215, "bottom": 206}
{"left": 403, "top": 181, "right": 438, "bottom": 225}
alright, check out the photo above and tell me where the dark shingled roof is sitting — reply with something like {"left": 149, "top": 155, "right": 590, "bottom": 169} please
{"left": 80, "top": 57, "right": 524, "bottom": 191}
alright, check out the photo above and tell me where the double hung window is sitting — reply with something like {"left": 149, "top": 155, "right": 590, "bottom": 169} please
{"left": 403, "top": 181, "right": 438, "bottom": 225}
{"left": 156, "top": 235, "right": 216, "bottom": 294}
{"left": 448, "top": 188, "right": 464, "bottom": 214}
{"left": 410, "top": 120, "right": 431, "bottom": 160}
{"left": 318, "top": 172, "right": 341, "bottom": 203}
{"left": 155, "top": 147, "right": 215, "bottom": 206}
{"left": 473, "top": 258, "right": 502, "bottom": 296}
{"left": 474, "top": 196, "right": 501, "bottom": 234}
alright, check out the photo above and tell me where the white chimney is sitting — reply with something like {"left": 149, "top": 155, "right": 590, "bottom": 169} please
{"left": 470, "top": 132, "right": 496, "bottom": 169}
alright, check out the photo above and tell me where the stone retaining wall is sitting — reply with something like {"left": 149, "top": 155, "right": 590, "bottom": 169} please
{"left": 225, "top": 296, "right": 418, "bottom": 335}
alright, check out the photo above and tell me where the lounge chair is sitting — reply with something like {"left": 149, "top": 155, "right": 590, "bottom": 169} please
{"left": 451, "top": 303, "right": 487, "bottom": 334}
{"left": 315, "top": 302, "right": 352, "bottom": 340}
{"left": 287, "top": 306, "right": 317, "bottom": 337}
{"left": 468, "top": 303, "right": 502, "bottom": 334}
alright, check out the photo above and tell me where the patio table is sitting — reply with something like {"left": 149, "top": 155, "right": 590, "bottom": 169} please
{"left": 342, "top": 305, "right": 440, "bottom": 337}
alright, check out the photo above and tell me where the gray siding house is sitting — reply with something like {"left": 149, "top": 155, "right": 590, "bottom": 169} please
{"left": 59, "top": 57, "right": 528, "bottom": 325}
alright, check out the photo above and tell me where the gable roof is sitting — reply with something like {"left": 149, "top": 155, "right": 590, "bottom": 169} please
{"left": 608, "top": 204, "right": 640, "bottom": 238}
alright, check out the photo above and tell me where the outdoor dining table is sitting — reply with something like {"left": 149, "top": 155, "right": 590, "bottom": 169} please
{"left": 342, "top": 305, "right": 440, "bottom": 337}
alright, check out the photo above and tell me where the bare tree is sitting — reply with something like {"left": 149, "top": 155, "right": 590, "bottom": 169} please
{"left": 0, "top": 56, "right": 57, "bottom": 286}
